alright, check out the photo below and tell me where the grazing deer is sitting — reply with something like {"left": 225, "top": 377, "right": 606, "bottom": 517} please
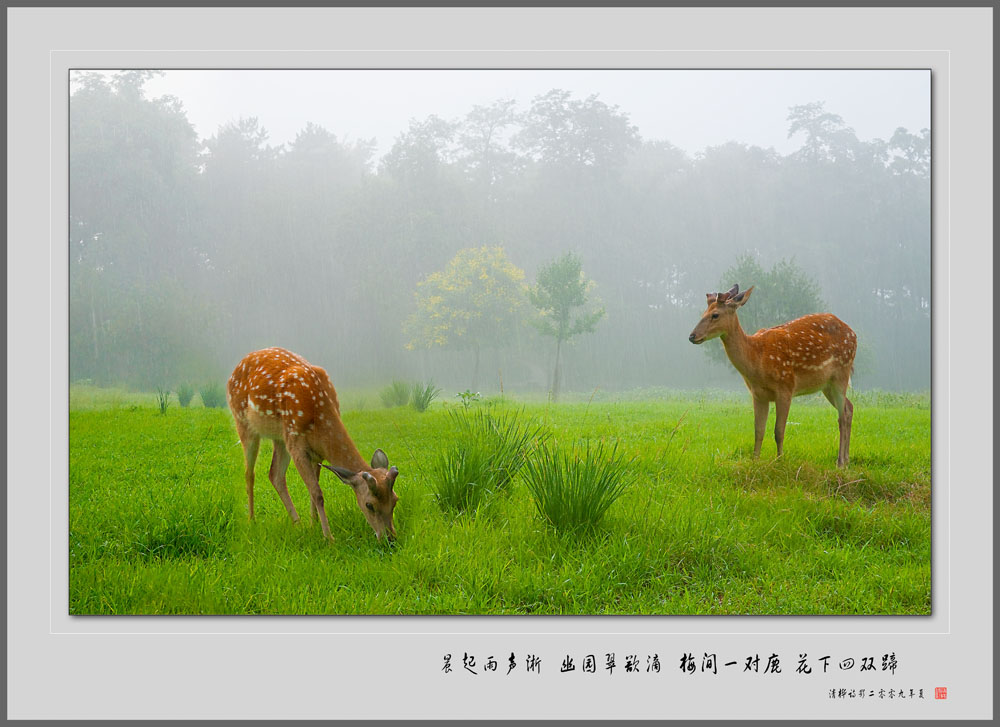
{"left": 226, "top": 347, "right": 399, "bottom": 541}
{"left": 688, "top": 285, "right": 857, "bottom": 467}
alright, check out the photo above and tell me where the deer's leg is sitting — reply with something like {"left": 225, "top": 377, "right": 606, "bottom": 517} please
{"left": 773, "top": 392, "right": 792, "bottom": 459}
{"left": 823, "top": 383, "right": 853, "bottom": 468}
{"left": 289, "top": 446, "right": 333, "bottom": 542}
{"left": 752, "top": 395, "right": 769, "bottom": 459}
{"left": 840, "top": 396, "right": 854, "bottom": 468}
{"left": 309, "top": 462, "right": 320, "bottom": 522}
{"left": 268, "top": 439, "right": 300, "bottom": 523}
{"left": 237, "top": 427, "right": 260, "bottom": 520}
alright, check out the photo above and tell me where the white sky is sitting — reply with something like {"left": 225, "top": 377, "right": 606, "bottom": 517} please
{"left": 127, "top": 69, "right": 930, "bottom": 159}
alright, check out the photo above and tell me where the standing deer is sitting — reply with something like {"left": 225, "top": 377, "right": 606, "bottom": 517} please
{"left": 226, "top": 347, "right": 399, "bottom": 541}
{"left": 688, "top": 285, "right": 857, "bottom": 467}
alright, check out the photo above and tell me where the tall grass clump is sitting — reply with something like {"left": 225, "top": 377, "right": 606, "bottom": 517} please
{"left": 410, "top": 381, "right": 442, "bottom": 412}
{"left": 176, "top": 383, "right": 195, "bottom": 408}
{"left": 458, "top": 406, "right": 547, "bottom": 492}
{"left": 430, "top": 445, "right": 495, "bottom": 514}
{"left": 199, "top": 383, "right": 226, "bottom": 409}
{"left": 380, "top": 380, "right": 411, "bottom": 408}
{"left": 155, "top": 387, "right": 170, "bottom": 415}
{"left": 431, "top": 406, "right": 548, "bottom": 513}
{"left": 523, "top": 440, "right": 633, "bottom": 533}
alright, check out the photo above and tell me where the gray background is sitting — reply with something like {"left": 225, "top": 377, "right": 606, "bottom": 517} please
{"left": 7, "top": 6, "right": 992, "bottom": 720}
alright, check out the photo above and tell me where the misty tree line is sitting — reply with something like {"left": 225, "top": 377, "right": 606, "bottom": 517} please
{"left": 69, "top": 71, "right": 929, "bottom": 394}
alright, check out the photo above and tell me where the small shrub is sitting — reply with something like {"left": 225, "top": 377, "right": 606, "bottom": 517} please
{"left": 380, "top": 380, "right": 411, "bottom": 408}
{"left": 523, "top": 440, "right": 633, "bottom": 533}
{"left": 155, "top": 387, "right": 170, "bottom": 415}
{"left": 411, "top": 381, "right": 442, "bottom": 412}
{"left": 176, "top": 383, "right": 195, "bottom": 408}
{"left": 199, "top": 383, "right": 226, "bottom": 409}
{"left": 431, "top": 406, "right": 548, "bottom": 513}
{"left": 456, "top": 389, "right": 481, "bottom": 409}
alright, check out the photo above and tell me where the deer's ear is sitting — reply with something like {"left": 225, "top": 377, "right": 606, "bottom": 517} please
{"left": 706, "top": 293, "right": 718, "bottom": 304}
{"left": 321, "top": 463, "right": 357, "bottom": 484}
{"left": 718, "top": 284, "right": 739, "bottom": 303}
{"left": 729, "top": 285, "right": 754, "bottom": 307}
{"left": 371, "top": 449, "right": 389, "bottom": 469}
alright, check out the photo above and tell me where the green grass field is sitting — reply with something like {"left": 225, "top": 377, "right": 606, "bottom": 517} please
{"left": 68, "top": 385, "right": 930, "bottom": 615}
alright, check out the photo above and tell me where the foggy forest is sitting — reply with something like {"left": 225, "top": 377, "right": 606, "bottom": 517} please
{"left": 69, "top": 70, "right": 930, "bottom": 397}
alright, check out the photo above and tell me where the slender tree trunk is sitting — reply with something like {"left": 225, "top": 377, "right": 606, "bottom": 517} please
{"left": 552, "top": 337, "right": 563, "bottom": 402}
{"left": 90, "top": 295, "right": 100, "bottom": 372}
{"left": 471, "top": 342, "right": 481, "bottom": 391}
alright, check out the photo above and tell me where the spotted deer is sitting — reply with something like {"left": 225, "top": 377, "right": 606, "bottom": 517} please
{"left": 226, "top": 347, "right": 399, "bottom": 541}
{"left": 688, "top": 285, "right": 857, "bottom": 467}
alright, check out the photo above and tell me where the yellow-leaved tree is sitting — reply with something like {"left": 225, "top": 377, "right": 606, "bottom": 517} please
{"left": 404, "top": 246, "right": 528, "bottom": 389}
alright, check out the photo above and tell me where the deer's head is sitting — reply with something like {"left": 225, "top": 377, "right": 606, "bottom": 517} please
{"left": 689, "top": 284, "right": 754, "bottom": 344}
{"left": 323, "top": 448, "right": 399, "bottom": 541}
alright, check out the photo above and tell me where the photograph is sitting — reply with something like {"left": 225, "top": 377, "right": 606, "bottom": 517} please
{"left": 67, "top": 67, "right": 931, "bottom": 617}
{"left": 9, "top": 3, "right": 994, "bottom": 722}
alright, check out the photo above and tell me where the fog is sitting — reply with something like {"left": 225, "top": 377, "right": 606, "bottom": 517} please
{"left": 133, "top": 69, "right": 930, "bottom": 161}
{"left": 69, "top": 69, "right": 930, "bottom": 397}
